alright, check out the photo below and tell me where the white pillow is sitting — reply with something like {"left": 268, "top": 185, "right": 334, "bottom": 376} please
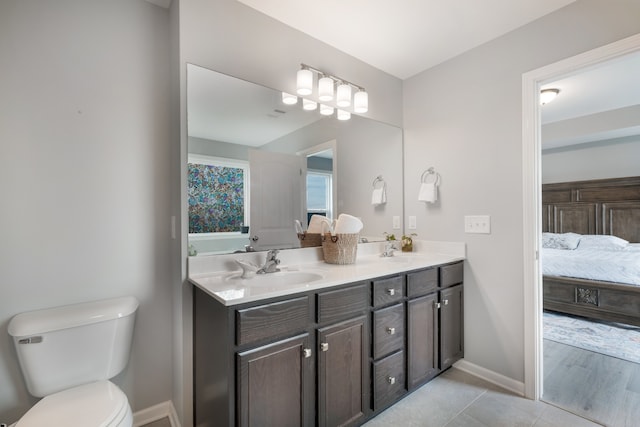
{"left": 577, "top": 234, "right": 629, "bottom": 250}
{"left": 542, "top": 232, "right": 581, "bottom": 250}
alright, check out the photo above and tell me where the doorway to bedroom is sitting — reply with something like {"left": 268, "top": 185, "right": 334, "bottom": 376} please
{"left": 534, "top": 41, "right": 640, "bottom": 426}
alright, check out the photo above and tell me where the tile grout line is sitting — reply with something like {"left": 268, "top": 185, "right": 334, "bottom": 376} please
{"left": 442, "top": 388, "right": 489, "bottom": 426}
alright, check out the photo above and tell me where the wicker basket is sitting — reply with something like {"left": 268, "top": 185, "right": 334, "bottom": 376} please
{"left": 321, "top": 233, "right": 359, "bottom": 264}
{"left": 298, "top": 232, "right": 322, "bottom": 248}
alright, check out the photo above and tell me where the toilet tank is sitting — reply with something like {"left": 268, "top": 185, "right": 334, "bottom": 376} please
{"left": 8, "top": 296, "right": 139, "bottom": 398}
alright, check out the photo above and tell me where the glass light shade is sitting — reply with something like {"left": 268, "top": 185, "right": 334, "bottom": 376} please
{"left": 282, "top": 92, "right": 297, "bottom": 105}
{"left": 302, "top": 98, "right": 317, "bottom": 111}
{"left": 320, "top": 104, "right": 334, "bottom": 116}
{"left": 336, "top": 83, "right": 352, "bottom": 107}
{"left": 354, "top": 90, "right": 368, "bottom": 113}
{"left": 318, "top": 76, "right": 334, "bottom": 101}
{"left": 540, "top": 88, "right": 560, "bottom": 105}
{"left": 296, "top": 69, "right": 313, "bottom": 95}
{"left": 337, "top": 109, "right": 351, "bottom": 121}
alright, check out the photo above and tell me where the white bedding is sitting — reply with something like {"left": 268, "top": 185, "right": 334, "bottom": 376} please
{"left": 541, "top": 247, "right": 640, "bottom": 286}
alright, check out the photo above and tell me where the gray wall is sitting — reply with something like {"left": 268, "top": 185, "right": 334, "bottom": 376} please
{"left": 403, "top": 0, "right": 640, "bottom": 383}
{"left": 0, "top": 0, "right": 173, "bottom": 422}
{"left": 542, "top": 136, "right": 640, "bottom": 183}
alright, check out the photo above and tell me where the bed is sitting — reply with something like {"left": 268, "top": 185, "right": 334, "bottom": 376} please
{"left": 542, "top": 176, "right": 640, "bottom": 327}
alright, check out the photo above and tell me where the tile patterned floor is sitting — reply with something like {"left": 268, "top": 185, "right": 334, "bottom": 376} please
{"left": 363, "top": 368, "right": 602, "bottom": 427}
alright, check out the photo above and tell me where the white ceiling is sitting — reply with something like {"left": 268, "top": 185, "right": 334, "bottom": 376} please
{"left": 238, "top": 0, "right": 577, "bottom": 79}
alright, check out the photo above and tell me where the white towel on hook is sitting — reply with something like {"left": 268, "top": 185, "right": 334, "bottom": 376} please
{"left": 418, "top": 182, "right": 437, "bottom": 203}
{"left": 371, "top": 187, "right": 386, "bottom": 206}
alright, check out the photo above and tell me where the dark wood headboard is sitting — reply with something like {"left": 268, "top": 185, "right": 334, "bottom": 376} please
{"left": 542, "top": 176, "right": 640, "bottom": 243}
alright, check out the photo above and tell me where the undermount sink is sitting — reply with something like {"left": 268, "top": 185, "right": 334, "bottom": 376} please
{"left": 224, "top": 270, "right": 324, "bottom": 287}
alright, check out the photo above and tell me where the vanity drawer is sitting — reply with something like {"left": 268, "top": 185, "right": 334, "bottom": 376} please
{"left": 440, "top": 262, "right": 463, "bottom": 289}
{"left": 236, "top": 296, "right": 310, "bottom": 346}
{"left": 407, "top": 268, "right": 438, "bottom": 297}
{"left": 372, "top": 350, "right": 406, "bottom": 410}
{"left": 372, "top": 276, "right": 404, "bottom": 307}
{"left": 317, "top": 282, "right": 368, "bottom": 325}
{"left": 373, "top": 303, "right": 404, "bottom": 359}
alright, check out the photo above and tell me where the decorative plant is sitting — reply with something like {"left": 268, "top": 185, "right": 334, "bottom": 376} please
{"left": 401, "top": 233, "right": 417, "bottom": 252}
{"left": 383, "top": 232, "right": 396, "bottom": 241}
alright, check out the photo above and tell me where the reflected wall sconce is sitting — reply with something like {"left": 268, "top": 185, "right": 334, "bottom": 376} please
{"left": 540, "top": 88, "right": 560, "bottom": 105}
{"left": 288, "top": 63, "right": 368, "bottom": 119}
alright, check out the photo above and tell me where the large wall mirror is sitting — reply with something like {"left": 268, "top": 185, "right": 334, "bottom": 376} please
{"left": 187, "top": 64, "right": 403, "bottom": 255}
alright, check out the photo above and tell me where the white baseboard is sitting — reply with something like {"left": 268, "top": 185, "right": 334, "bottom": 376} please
{"left": 133, "top": 400, "right": 181, "bottom": 427}
{"left": 453, "top": 359, "right": 525, "bottom": 397}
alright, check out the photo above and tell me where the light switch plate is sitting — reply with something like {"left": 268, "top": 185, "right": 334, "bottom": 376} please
{"left": 408, "top": 216, "right": 417, "bottom": 229}
{"left": 392, "top": 216, "right": 400, "bottom": 229}
{"left": 464, "top": 215, "right": 491, "bottom": 234}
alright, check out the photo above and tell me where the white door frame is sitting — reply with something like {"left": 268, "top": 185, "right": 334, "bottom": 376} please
{"left": 522, "top": 32, "right": 640, "bottom": 400}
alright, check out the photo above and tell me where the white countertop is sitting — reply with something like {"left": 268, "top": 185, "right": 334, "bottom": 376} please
{"left": 188, "top": 240, "right": 465, "bottom": 306}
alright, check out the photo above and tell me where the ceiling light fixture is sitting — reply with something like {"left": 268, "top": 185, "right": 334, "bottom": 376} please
{"left": 540, "top": 88, "right": 560, "bottom": 105}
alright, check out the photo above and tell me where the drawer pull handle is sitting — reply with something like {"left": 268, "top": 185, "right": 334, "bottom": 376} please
{"left": 386, "top": 327, "right": 396, "bottom": 335}
{"left": 303, "top": 348, "right": 312, "bottom": 358}
{"left": 386, "top": 288, "right": 395, "bottom": 296}
{"left": 443, "top": 299, "right": 449, "bottom": 306}
{"left": 320, "top": 342, "right": 329, "bottom": 352}
{"left": 387, "top": 376, "right": 396, "bottom": 385}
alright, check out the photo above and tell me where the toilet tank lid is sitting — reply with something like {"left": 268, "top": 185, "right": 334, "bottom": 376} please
{"left": 8, "top": 296, "right": 139, "bottom": 338}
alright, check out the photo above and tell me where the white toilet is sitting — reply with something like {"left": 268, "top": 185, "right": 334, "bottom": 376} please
{"left": 8, "top": 296, "right": 139, "bottom": 427}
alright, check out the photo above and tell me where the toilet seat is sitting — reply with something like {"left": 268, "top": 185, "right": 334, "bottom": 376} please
{"left": 15, "top": 380, "right": 131, "bottom": 427}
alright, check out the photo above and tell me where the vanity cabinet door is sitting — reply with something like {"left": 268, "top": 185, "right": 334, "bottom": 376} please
{"left": 407, "top": 293, "right": 439, "bottom": 389}
{"left": 440, "top": 284, "right": 464, "bottom": 370}
{"left": 237, "top": 333, "right": 314, "bottom": 427}
{"left": 318, "top": 316, "right": 368, "bottom": 427}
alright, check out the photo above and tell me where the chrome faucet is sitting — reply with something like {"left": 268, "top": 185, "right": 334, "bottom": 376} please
{"left": 381, "top": 241, "right": 397, "bottom": 257}
{"left": 257, "top": 249, "right": 281, "bottom": 274}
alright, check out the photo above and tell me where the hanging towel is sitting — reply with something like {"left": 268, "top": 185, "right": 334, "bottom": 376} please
{"left": 418, "top": 182, "right": 437, "bottom": 203}
{"left": 371, "top": 186, "right": 386, "bottom": 206}
{"left": 334, "top": 213, "right": 363, "bottom": 234}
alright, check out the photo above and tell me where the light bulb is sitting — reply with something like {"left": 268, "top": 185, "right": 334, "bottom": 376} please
{"left": 318, "top": 76, "right": 334, "bottom": 101}
{"left": 296, "top": 69, "right": 313, "bottom": 96}
{"left": 336, "top": 83, "right": 352, "bottom": 107}
{"left": 354, "top": 90, "right": 368, "bottom": 113}
{"left": 302, "top": 98, "right": 317, "bottom": 111}
{"left": 337, "top": 109, "right": 351, "bottom": 121}
{"left": 320, "top": 104, "right": 334, "bottom": 116}
{"left": 282, "top": 92, "right": 297, "bottom": 105}
{"left": 540, "top": 88, "right": 560, "bottom": 105}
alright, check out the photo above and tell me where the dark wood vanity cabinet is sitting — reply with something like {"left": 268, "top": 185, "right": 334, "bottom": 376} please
{"left": 193, "top": 260, "right": 464, "bottom": 427}
{"left": 406, "top": 262, "right": 464, "bottom": 390}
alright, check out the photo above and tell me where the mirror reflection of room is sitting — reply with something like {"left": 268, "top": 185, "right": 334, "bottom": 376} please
{"left": 186, "top": 64, "right": 403, "bottom": 255}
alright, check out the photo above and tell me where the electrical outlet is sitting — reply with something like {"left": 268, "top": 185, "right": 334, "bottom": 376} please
{"left": 408, "top": 216, "right": 417, "bottom": 229}
{"left": 392, "top": 216, "right": 400, "bottom": 229}
{"left": 464, "top": 215, "right": 491, "bottom": 234}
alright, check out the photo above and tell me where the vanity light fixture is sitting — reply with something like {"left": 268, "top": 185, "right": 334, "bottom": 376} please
{"left": 320, "top": 104, "right": 334, "bottom": 116}
{"left": 282, "top": 92, "right": 297, "bottom": 105}
{"left": 337, "top": 109, "right": 351, "bottom": 121}
{"left": 540, "top": 88, "right": 560, "bottom": 105}
{"left": 302, "top": 98, "right": 317, "bottom": 111}
{"left": 292, "top": 63, "right": 369, "bottom": 119}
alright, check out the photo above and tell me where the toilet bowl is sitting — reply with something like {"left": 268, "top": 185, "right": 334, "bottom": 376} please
{"left": 13, "top": 381, "right": 132, "bottom": 427}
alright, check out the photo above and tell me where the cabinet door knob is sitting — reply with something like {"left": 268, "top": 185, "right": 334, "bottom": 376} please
{"left": 320, "top": 342, "right": 329, "bottom": 352}
{"left": 386, "top": 327, "right": 396, "bottom": 335}
{"left": 302, "top": 348, "right": 312, "bottom": 358}
{"left": 387, "top": 376, "right": 396, "bottom": 385}
{"left": 443, "top": 299, "right": 449, "bottom": 305}
{"left": 435, "top": 302, "right": 441, "bottom": 309}
{"left": 386, "top": 288, "right": 395, "bottom": 296}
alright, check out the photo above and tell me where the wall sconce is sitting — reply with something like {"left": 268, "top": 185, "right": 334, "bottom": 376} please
{"left": 288, "top": 63, "right": 368, "bottom": 119}
{"left": 540, "top": 88, "right": 560, "bottom": 105}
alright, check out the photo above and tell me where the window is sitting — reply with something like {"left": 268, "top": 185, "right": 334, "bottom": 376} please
{"left": 306, "top": 170, "right": 333, "bottom": 223}
{"left": 188, "top": 155, "right": 249, "bottom": 234}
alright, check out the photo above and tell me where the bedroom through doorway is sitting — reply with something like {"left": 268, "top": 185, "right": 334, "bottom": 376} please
{"left": 536, "top": 42, "right": 640, "bottom": 426}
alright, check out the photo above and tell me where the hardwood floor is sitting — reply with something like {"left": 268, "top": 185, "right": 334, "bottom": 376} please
{"left": 543, "top": 339, "right": 640, "bottom": 427}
